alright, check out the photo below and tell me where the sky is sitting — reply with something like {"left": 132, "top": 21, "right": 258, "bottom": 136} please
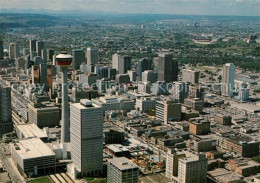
{"left": 0, "top": 0, "right": 260, "bottom": 16}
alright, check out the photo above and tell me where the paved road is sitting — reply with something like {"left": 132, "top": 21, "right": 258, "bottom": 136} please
{"left": 0, "top": 144, "right": 25, "bottom": 183}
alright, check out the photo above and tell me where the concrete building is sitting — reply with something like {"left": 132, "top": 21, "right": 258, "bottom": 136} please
{"left": 222, "top": 63, "right": 235, "bottom": 97}
{"left": 9, "top": 42, "right": 19, "bottom": 59}
{"left": 136, "top": 97, "right": 156, "bottom": 112}
{"left": 28, "top": 102, "right": 60, "bottom": 128}
{"left": 47, "top": 49, "right": 54, "bottom": 61}
{"left": 194, "top": 138, "right": 217, "bottom": 152}
{"left": 189, "top": 118, "right": 210, "bottom": 135}
{"left": 96, "top": 79, "right": 115, "bottom": 93}
{"left": 86, "top": 47, "right": 99, "bottom": 65}
{"left": 104, "top": 129, "right": 125, "bottom": 144}
{"left": 23, "top": 48, "right": 29, "bottom": 60}
{"left": 79, "top": 73, "right": 98, "bottom": 86}
{"left": 36, "top": 41, "right": 44, "bottom": 57}
{"left": 182, "top": 69, "right": 199, "bottom": 85}
{"left": 152, "top": 81, "right": 168, "bottom": 95}
{"left": 127, "top": 70, "right": 137, "bottom": 81}
{"left": 142, "top": 70, "right": 157, "bottom": 83}
{"left": 41, "top": 48, "right": 47, "bottom": 62}
{"left": 224, "top": 136, "right": 259, "bottom": 157}
{"left": 70, "top": 100, "right": 103, "bottom": 176}
{"left": 0, "top": 84, "right": 12, "bottom": 136}
{"left": 116, "top": 74, "right": 130, "bottom": 84}
{"left": 16, "top": 124, "right": 48, "bottom": 142}
{"left": 112, "top": 54, "right": 132, "bottom": 74}
{"left": 137, "top": 58, "right": 152, "bottom": 81}
{"left": 107, "top": 157, "right": 139, "bottom": 183}
{"left": 29, "top": 39, "right": 37, "bottom": 53}
{"left": 158, "top": 53, "right": 178, "bottom": 82}
{"left": 156, "top": 100, "right": 181, "bottom": 124}
{"left": 238, "top": 83, "right": 249, "bottom": 101}
{"left": 184, "top": 98, "right": 203, "bottom": 112}
{"left": 138, "top": 81, "right": 151, "bottom": 93}
{"left": 93, "top": 96, "right": 135, "bottom": 113}
{"left": 178, "top": 153, "right": 208, "bottom": 183}
{"left": 172, "top": 82, "right": 189, "bottom": 103}
{"left": 166, "top": 149, "right": 186, "bottom": 179}
{"left": 72, "top": 50, "right": 85, "bottom": 70}
{"left": 11, "top": 138, "right": 56, "bottom": 176}
{"left": 213, "top": 114, "right": 231, "bottom": 125}
{"left": 0, "top": 40, "right": 4, "bottom": 59}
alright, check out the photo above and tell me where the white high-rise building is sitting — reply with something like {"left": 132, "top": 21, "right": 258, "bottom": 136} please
{"left": 86, "top": 47, "right": 99, "bottom": 65}
{"left": 222, "top": 63, "right": 235, "bottom": 97}
{"left": 9, "top": 42, "right": 19, "bottom": 59}
{"left": 70, "top": 99, "right": 103, "bottom": 176}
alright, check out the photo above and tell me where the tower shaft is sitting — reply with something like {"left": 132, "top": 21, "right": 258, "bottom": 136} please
{"left": 61, "top": 67, "right": 70, "bottom": 143}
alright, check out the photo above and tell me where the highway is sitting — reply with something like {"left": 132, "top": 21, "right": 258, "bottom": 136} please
{"left": 0, "top": 144, "right": 25, "bottom": 183}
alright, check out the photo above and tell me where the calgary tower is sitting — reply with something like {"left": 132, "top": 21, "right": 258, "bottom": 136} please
{"left": 56, "top": 49, "right": 73, "bottom": 143}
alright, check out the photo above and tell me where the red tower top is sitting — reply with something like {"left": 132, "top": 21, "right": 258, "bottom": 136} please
{"left": 56, "top": 50, "right": 73, "bottom": 68}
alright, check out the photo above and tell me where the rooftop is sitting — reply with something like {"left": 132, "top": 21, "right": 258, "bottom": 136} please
{"left": 110, "top": 157, "right": 138, "bottom": 171}
{"left": 12, "top": 138, "right": 55, "bottom": 159}
{"left": 17, "top": 124, "right": 48, "bottom": 139}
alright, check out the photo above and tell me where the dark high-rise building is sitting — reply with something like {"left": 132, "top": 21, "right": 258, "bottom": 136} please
{"left": 41, "top": 48, "right": 47, "bottom": 63}
{"left": 29, "top": 39, "right": 37, "bottom": 52}
{"left": 47, "top": 49, "right": 55, "bottom": 61}
{"left": 0, "top": 40, "right": 3, "bottom": 59}
{"left": 158, "top": 53, "right": 178, "bottom": 82}
{"left": 108, "top": 68, "right": 117, "bottom": 80}
{"left": 137, "top": 58, "right": 152, "bottom": 81}
{"left": 39, "top": 63, "right": 47, "bottom": 91}
{"left": 36, "top": 41, "right": 44, "bottom": 57}
{"left": 0, "top": 84, "right": 12, "bottom": 136}
{"left": 72, "top": 50, "right": 85, "bottom": 70}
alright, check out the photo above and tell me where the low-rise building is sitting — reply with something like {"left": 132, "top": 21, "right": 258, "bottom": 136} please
{"left": 107, "top": 157, "right": 139, "bottom": 183}
{"left": 11, "top": 138, "right": 56, "bottom": 176}
{"left": 189, "top": 118, "right": 210, "bottom": 135}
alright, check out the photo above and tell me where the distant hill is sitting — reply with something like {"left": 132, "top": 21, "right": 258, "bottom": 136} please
{"left": 0, "top": 13, "right": 77, "bottom": 29}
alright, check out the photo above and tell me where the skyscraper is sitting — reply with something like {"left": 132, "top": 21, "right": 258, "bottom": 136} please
{"left": 23, "top": 48, "right": 29, "bottom": 60}
{"left": 137, "top": 58, "right": 152, "bottom": 81}
{"left": 158, "top": 53, "right": 178, "bottom": 82}
{"left": 9, "top": 42, "right": 19, "bottom": 59}
{"left": 112, "top": 54, "right": 131, "bottom": 74}
{"left": 41, "top": 48, "right": 47, "bottom": 63}
{"left": 39, "top": 63, "right": 48, "bottom": 91}
{"left": 70, "top": 99, "right": 103, "bottom": 176}
{"left": 29, "top": 39, "right": 37, "bottom": 52}
{"left": 0, "top": 84, "right": 12, "bottom": 136}
{"left": 36, "top": 41, "right": 44, "bottom": 57}
{"left": 47, "top": 49, "right": 55, "bottom": 61}
{"left": 86, "top": 47, "right": 99, "bottom": 65}
{"left": 222, "top": 63, "right": 235, "bottom": 97}
{"left": 56, "top": 50, "right": 73, "bottom": 143}
{"left": 0, "top": 40, "right": 3, "bottom": 59}
{"left": 72, "top": 50, "right": 85, "bottom": 70}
